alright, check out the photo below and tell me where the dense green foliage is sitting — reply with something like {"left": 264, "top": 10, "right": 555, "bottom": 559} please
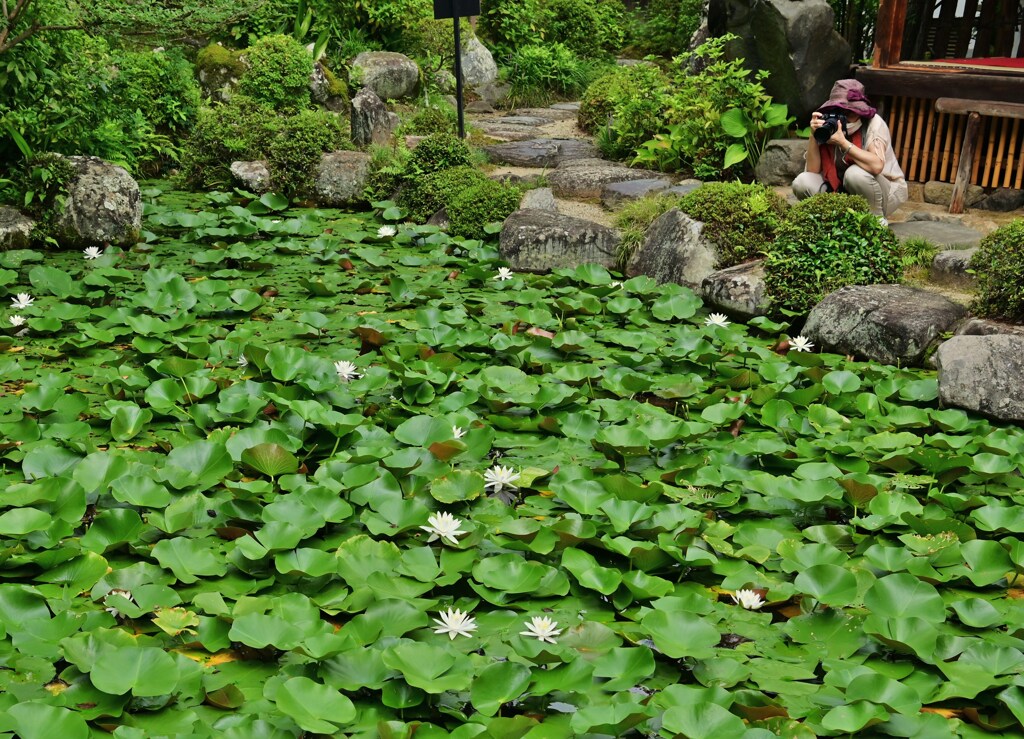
{"left": 238, "top": 34, "right": 315, "bottom": 111}
{"left": 970, "top": 218, "right": 1024, "bottom": 320}
{"left": 545, "top": 0, "right": 603, "bottom": 58}
{"left": 179, "top": 97, "right": 350, "bottom": 197}
{"left": 627, "top": 0, "right": 702, "bottom": 57}
{"left": 447, "top": 178, "right": 523, "bottom": 239}
{"left": 195, "top": 43, "right": 247, "bottom": 81}
{"left": 634, "top": 35, "right": 789, "bottom": 179}
{"left": 612, "top": 193, "right": 681, "bottom": 270}
{"left": 397, "top": 166, "right": 489, "bottom": 222}
{"left": 3, "top": 153, "right": 75, "bottom": 245}
{"left": 407, "top": 133, "right": 474, "bottom": 177}
{"left": 678, "top": 182, "right": 788, "bottom": 267}
{"left": 2, "top": 187, "right": 1024, "bottom": 737}
{"left": 364, "top": 143, "right": 413, "bottom": 202}
{"left": 398, "top": 104, "right": 459, "bottom": 137}
{"left": 477, "top": 0, "right": 548, "bottom": 60}
{"left": 112, "top": 49, "right": 202, "bottom": 133}
{"left": 764, "top": 193, "right": 902, "bottom": 314}
{"left": 579, "top": 65, "right": 669, "bottom": 160}
{"left": 506, "top": 43, "right": 600, "bottom": 109}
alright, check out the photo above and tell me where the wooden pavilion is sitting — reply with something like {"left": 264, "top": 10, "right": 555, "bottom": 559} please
{"left": 854, "top": 0, "right": 1024, "bottom": 206}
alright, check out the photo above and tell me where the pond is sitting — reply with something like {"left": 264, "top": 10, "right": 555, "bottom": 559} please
{"left": 1, "top": 183, "right": 1023, "bottom": 738}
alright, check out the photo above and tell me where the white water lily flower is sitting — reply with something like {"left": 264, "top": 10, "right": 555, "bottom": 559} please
{"left": 9, "top": 315, "right": 26, "bottom": 327}
{"left": 377, "top": 225, "right": 397, "bottom": 238}
{"left": 237, "top": 354, "right": 249, "bottom": 368}
{"left": 104, "top": 588, "right": 136, "bottom": 617}
{"left": 334, "top": 360, "right": 361, "bottom": 382}
{"left": 11, "top": 293, "right": 33, "bottom": 310}
{"left": 704, "top": 313, "right": 731, "bottom": 328}
{"left": 494, "top": 267, "right": 514, "bottom": 281}
{"left": 732, "top": 589, "right": 765, "bottom": 610}
{"left": 790, "top": 336, "right": 815, "bottom": 353}
{"left": 420, "top": 511, "right": 467, "bottom": 545}
{"left": 433, "top": 607, "right": 477, "bottom": 640}
{"left": 484, "top": 464, "right": 520, "bottom": 493}
{"left": 452, "top": 425, "right": 466, "bottom": 439}
{"left": 609, "top": 281, "right": 622, "bottom": 288}
{"left": 520, "top": 616, "right": 562, "bottom": 643}
{"left": 83, "top": 246, "right": 103, "bottom": 260}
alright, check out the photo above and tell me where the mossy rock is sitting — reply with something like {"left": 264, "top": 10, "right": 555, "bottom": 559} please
{"left": 196, "top": 43, "right": 246, "bottom": 101}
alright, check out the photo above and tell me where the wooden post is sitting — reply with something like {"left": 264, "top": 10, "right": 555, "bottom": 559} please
{"left": 949, "top": 112, "right": 980, "bottom": 214}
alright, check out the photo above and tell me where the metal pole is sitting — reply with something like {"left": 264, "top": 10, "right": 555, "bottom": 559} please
{"left": 453, "top": 12, "right": 466, "bottom": 139}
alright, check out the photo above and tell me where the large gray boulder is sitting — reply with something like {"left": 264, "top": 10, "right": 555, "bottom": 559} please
{"left": 956, "top": 318, "right": 1024, "bottom": 338}
{"left": 230, "top": 161, "right": 272, "bottom": 194}
{"left": 924, "top": 180, "right": 985, "bottom": 209}
{"left": 977, "top": 188, "right": 1024, "bottom": 212}
{"left": 350, "top": 51, "right": 419, "bottom": 101}
{"left": 351, "top": 88, "right": 395, "bottom": 147}
{"left": 520, "top": 187, "right": 558, "bottom": 212}
{"left": 701, "top": 260, "right": 771, "bottom": 318}
{"left": 548, "top": 160, "right": 665, "bottom": 199}
{"left": 710, "top": 0, "right": 851, "bottom": 122}
{"left": 627, "top": 208, "right": 720, "bottom": 289}
{"left": 803, "top": 284, "right": 967, "bottom": 366}
{"left": 315, "top": 151, "right": 371, "bottom": 207}
{"left": 936, "top": 335, "right": 1024, "bottom": 422}
{"left": 461, "top": 37, "right": 498, "bottom": 91}
{"left": 0, "top": 206, "right": 35, "bottom": 250}
{"left": 499, "top": 209, "right": 619, "bottom": 272}
{"left": 754, "top": 139, "right": 807, "bottom": 186}
{"left": 54, "top": 156, "right": 141, "bottom": 247}
{"left": 483, "top": 139, "right": 598, "bottom": 168}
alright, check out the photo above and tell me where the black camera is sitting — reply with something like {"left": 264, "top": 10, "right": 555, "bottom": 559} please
{"left": 813, "top": 112, "right": 848, "bottom": 144}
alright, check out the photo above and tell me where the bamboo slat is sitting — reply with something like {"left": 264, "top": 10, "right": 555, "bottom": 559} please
{"left": 920, "top": 100, "right": 937, "bottom": 181}
{"left": 1006, "top": 119, "right": 1021, "bottom": 188}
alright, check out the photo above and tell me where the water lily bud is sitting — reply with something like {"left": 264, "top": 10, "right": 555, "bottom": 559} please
{"left": 340, "top": 259, "right": 355, "bottom": 271}
{"left": 774, "top": 339, "right": 791, "bottom": 353}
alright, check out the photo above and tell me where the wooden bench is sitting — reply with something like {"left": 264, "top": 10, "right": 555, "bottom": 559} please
{"left": 935, "top": 98, "right": 1024, "bottom": 213}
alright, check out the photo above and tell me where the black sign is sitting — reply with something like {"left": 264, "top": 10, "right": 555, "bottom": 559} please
{"left": 433, "top": 0, "right": 480, "bottom": 19}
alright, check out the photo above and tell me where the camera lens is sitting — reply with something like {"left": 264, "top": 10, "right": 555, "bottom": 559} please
{"left": 814, "top": 119, "right": 838, "bottom": 144}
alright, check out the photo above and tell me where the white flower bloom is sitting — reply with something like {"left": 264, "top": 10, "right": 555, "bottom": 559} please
{"left": 14, "top": 328, "right": 28, "bottom": 337}
{"left": 520, "top": 616, "right": 562, "bottom": 643}
{"left": 433, "top": 607, "right": 477, "bottom": 640}
{"left": 609, "top": 281, "right": 622, "bottom": 288}
{"left": 484, "top": 464, "right": 520, "bottom": 493}
{"left": 377, "top": 225, "right": 397, "bottom": 238}
{"left": 420, "top": 511, "right": 467, "bottom": 546}
{"left": 790, "top": 336, "right": 815, "bottom": 353}
{"left": 237, "top": 354, "right": 249, "bottom": 368}
{"left": 9, "top": 315, "right": 26, "bottom": 327}
{"left": 452, "top": 425, "right": 466, "bottom": 439}
{"left": 11, "top": 293, "right": 33, "bottom": 310}
{"left": 83, "top": 246, "right": 104, "bottom": 260}
{"left": 731, "top": 589, "right": 765, "bottom": 610}
{"left": 334, "top": 360, "right": 361, "bottom": 382}
{"left": 704, "top": 313, "right": 731, "bottom": 328}
{"left": 104, "top": 588, "right": 136, "bottom": 617}
{"left": 494, "top": 267, "right": 514, "bottom": 281}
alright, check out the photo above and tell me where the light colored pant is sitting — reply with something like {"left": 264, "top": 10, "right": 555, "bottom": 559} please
{"left": 793, "top": 167, "right": 893, "bottom": 216}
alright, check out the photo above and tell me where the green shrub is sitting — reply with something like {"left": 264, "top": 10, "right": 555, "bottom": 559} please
{"left": 545, "top": 0, "right": 603, "bottom": 58}
{"left": 592, "top": 0, "right": 629, "bottom": 57}
{"left": 578, "top": 64, "right": 669, "bottom": 160}
{"left": 478, "top": 0, "right": 548, "bottom": 59}
{"left": 180, "top": 97, "right": 350, "bottom": 196}
{"left": 677, "top": 182, "right": 787, "bottom": 267}
{"left": 506, "top": 43, "right": 597, "bottom": 108}
{"left": 6, "top": 154, "right": 76, "bottom": 246}
{"left": 398, "top": 165, "right": 490, "bottom": 222}
{"left": 764, "top": 193, "right": 902, "bottom": 315}
{"left": 970, "top": 219, "right": 1024, "bottom": 320}
{"left": 112, "top": 49, "right": 201, "bottom": 133}
{"left": 899, "top": 236, "right": 939, "bottom": 271}
{"left": 265, "top": 109, "right": 351, "bottom": 198}
{"left": 407, "top": 133, "right": 473, "bottom": 176}
{"left": 635, "top": 35, "right": 787, "bottom": 178}
{"left": 447, "top": 179, "right": 523, "bottom": 239}
{"left": 399, "top": 104, "right": 458, "bottom": 137}
{"left": 196, "top": 43, "right": 247, "bottom": 81}
{"left": 238, "top": 34, "right": 313, "bottom": 110}
{"left": 612, "top": 193, "right": 681, "bottom": 270}
{"left": 364, "top": 143, "right": 412, "bottom": 201}
{"left": 629, "top": 0, "right": 702, "bottom": 57}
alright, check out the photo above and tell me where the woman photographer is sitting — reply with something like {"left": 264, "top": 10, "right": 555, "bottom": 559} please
{"left": 792, "top": 79, "right": 907, "bottom": 223}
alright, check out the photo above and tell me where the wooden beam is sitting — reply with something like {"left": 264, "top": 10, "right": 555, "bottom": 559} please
{"left": 936, "top": 98, "right": 1024, "bottom": 119}
{"left": 872, "top": 0, "right": 907, "bottom": 67}
{"left": 950, "top": 111, "right": 981, "bottom": 213}
{"left": 856, "top": 67, "right": 1024, "bottom": 101}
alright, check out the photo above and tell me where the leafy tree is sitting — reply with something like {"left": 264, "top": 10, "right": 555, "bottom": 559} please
{"left": 1, "top": 0, "right": 265, "bottom": 55}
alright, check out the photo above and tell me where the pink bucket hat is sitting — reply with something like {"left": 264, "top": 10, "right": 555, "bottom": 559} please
{"left": 818, "top": 79, "right": 877, "bottom": 118}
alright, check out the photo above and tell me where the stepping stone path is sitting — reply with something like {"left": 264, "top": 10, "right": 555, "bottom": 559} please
{"left": 889, "top": 215, "right": 985, "bottom": 249}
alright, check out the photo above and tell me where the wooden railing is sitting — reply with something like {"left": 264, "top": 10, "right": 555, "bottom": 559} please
{"left": 880, "top": 94, "right": 1024, "bottom": 190}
